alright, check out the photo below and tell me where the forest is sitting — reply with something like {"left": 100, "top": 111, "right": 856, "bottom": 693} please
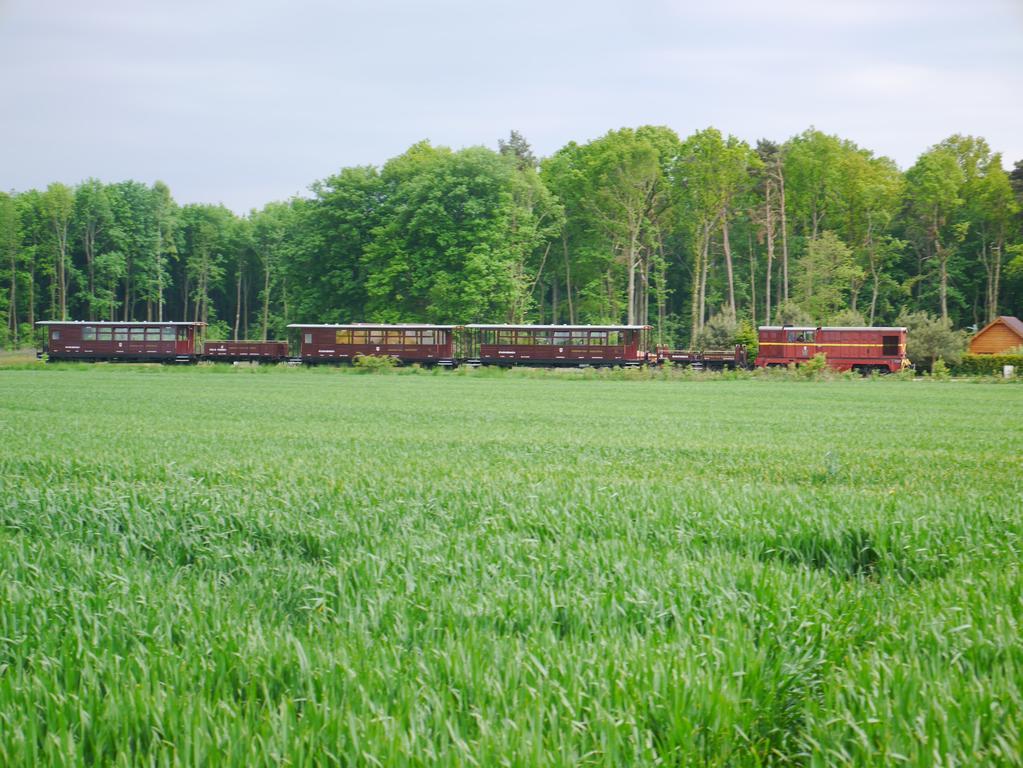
{"left": 2, "top": 127, "right": 1022, "bottom": 350}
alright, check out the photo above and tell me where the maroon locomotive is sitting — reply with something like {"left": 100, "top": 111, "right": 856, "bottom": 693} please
{"left": 288, "top": 323, "right": 459, "bottom": 365}
{"left": 465, "top": 324, "right": 650, "bottom": 366}
{"left": 37, "top": 321, "right": 205, "bottom": 362}
{"left": 203, "top": 340, "right": 290, "bottom": 362}
{"left": 755, "top": 325, "right": 908, "bottom": 373}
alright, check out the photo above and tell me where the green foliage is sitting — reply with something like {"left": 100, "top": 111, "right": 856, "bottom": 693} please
{"left": 828, "top": 308, "right": 866, "bottom": 326}
{"left": 954, "top": 353, "right": 1023, "bottom": 376}
{"left": 694, "top": 310, "right": 736, "bottom": 349}
{"left": 795, "top": 231, "right": 862, "bottom": 322}
{"left": 930, "top": 357, "right": 950, "bottom": 379}
{"left": 799, "top": 351, "right": 830, "bottom": 378}
{"left": 773, "top": 300, "right": 813, "bottom": 326}
{"left": 1, "top": 127, "right": 1022, "bottom": 353}
{"left": 353, "top": 353, "right": 397, "bottom": 371}
{"left": 897, "top": 310, "right": 968, "bottom": 370}
{"left": 2, "top": 369, "right": 1022, "bottom": 764}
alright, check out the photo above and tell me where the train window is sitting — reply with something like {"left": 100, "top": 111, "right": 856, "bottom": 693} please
{"left": 161, "top": 327, "right": 175, "bottom": 341}
{"left": 352, "top": 330, "right": 367, "bottom": 343}
{"left": 570, "top": 333, "right": 588, "bottom": 345}
{"left": 384, "top": 330, "right": 400, "bottom": 343}
{"left": 98, "top": 328, "right": 112, "bottom": 341}
{"left": 607, "top": 331, "right": 621, "bottom": 345}
{"left": 553, "top": 331, "right": 570, "bottom": 346}
{"left": 146, "top": 328, "right": 161, "bottom": 340}
{"left": 335, "top": 330, "right": 352, "bottom": 344}
{"left": 304, "top": 333, "right": 312, "bottom": 344}
{"left": 403, "top": 331, "right": 419, "bottom": 345}
{"left": 83, "top": 326, "right": 96, "bottom": 341}
{"left": 516, "top": 331, "right": 534, "bottom": 344}
{"left": 51, "top": 330, "right": 60, "bottom": 340}
{"left": 590, "top": 332, "right": 607, "bottom": 346}
{"left": 882, "top": 335, "right": 899, "bottom": 356}
{"left": 115, "top": 328, "right": 128, "bottom": 341}
{"left": 130, "top": 328, "right": 145, "bottom": 341}
{"left": 496, "top": 330, "right": 513, "bottom": 344}
{"left": 421, "top": 330, "right": 435, "bottom": 345}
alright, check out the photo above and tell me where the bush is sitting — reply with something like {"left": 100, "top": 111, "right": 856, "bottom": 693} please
{"left": 896, "top": 311, "right": 967, "bottom": 371}
{"left": 829, "top": 308, "right": 866, "bottom": 327}
{"left": 953, "top": 354, "right": 1023, "bottom": 376}
{"left": 694, "top": 311, "right": 737, "bottom": 350}
{"left": 930, "top": 358, "right": 950, "bottom": 379}
{"left": 774, "top": 300, "right": 813, "bottom": 326}
{"left": 354, "top": 354, "right": 397, "bottom": 372}
{"left": 799, "top": 352, "right": 830, "bottom": 379}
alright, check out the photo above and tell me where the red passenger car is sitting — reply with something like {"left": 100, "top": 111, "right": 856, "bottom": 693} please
{"left": 288, "top": 324, "right": 459, "bottom": 365}
{"left": 755, "top": 325, "right": 908, "bottom": 372}
{"left": 37, "top": 321, "right": 205, "bottom": 362}
{"left": 465, "top": 325, "right": 651, "bottom": 366}
{"left": 203, "top": 340, "right": 289, "bottom": 362}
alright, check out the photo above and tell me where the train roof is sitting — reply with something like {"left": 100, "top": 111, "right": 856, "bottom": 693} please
{"left": 287, "top": 323, "right": 460, "bottom": 329}
{"left": 758, "top": 325, "right": 906, "bottom": 332}
{"left": 466, "top": 324, "right": 651, "bottom": 331}
{"left": 35, "top": 320, "right": 207, "bottom": 327}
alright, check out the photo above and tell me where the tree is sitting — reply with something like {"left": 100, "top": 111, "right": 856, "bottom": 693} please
{"left": 678, "top": 128, "right": 757, "bottom": 340}
{"left": 41, "top": 183, "right": 74, "bottom": 320}
{"left": 0, "top": 192, "right": 21, "bottom": 345}
{"left": 72, "top": 179, "right": 114, "bottom": 320}
{"left": 903, "top": 145, "right": 966, "bottom": 323}
{"left": 795, "top": 231, "right": 862, "bottom": 322}
{"left": 498, "top": 130, "right": 538, "bottom": 171}
{"left": 897, "top": 310, "right": 967, "bottom": 370}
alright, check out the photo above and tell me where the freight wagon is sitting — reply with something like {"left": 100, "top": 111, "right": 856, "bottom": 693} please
{"left": 203, "top": 340, "right": 290, "bottom": 362}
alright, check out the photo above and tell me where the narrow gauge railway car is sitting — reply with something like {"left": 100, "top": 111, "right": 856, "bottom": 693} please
{"left": 36, "top": 321, "right": 205, "bottom": 362}
{"left": 755, "top": 325, "right": 907, "bottom": 372}
{"left": 658, "top": 345, "right": 748, "bottom": 370}
{"left": 465, "top": 325, "right": 651, "bottom": 366}
{"left": 288, "top": 324, "right": 459, "bottom": 365}
{"left": 203, "top": 340, "right": 289, "bottom": 362}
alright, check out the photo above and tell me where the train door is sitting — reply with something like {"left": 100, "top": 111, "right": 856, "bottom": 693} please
{"left": 176, "top": 326, "right": 193, "bottom": 355}
{"left": 788, "top": 329, "right": 812, "bottom": 360}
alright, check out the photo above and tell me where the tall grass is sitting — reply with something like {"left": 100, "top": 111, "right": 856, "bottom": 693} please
{"left": 0, "top": 369, "right": 1020, "bottom": 765}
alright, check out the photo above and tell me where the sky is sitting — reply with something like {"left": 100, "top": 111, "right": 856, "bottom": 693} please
{"left": 2, "top": 0, "right": 1022, "bottom": 213}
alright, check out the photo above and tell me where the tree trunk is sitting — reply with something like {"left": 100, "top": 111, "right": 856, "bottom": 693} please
{"left": 626, "top": 235, "right": 637, "bottom": 326}
{"left": 721, "top": 209, "right": 736, "bottom": 321}
{"left": 561, "top": 235, "right": 574, "bottom": 324}
{"left": 992, "top": 240, "right": 1002, "bottom": 321}
{"left": 551, "top": 279, "right": 559, "bottom": 324}
{"left": 690, "top": 223, "right": 705, "bottom": 347}
{"left": 234, "top": 267, "right": 242, "bottom": 341}
{"left": 748, "top": 231, "right": 756, "bottom": 327}
{"left": 778, "top": 162, "right": 790, "bottom": 301}
{"left": 9, "top": 248, "right": 17, "bottom": 346}
{"left": 262, "top": 256, "right": 271, "bottom": 341}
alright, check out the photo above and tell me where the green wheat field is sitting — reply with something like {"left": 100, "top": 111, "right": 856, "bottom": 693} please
{"left": 1, "top": 366, "right": 1021, "bottom": 766}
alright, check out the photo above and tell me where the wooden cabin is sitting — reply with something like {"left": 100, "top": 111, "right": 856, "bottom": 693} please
{"left": 969, "top": 316, "right": 1023, "bottom": 355}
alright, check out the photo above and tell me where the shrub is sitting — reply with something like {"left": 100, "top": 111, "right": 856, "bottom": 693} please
{"left": 954, "top": 354, "right": 1023, "bottom": 376}
{"left": 896, "top": 311, "right": 967, "bottom": 371}
{"left": 354, "top": 354, "right": 397, "bottom": 372}
{"left": 694, "top": 311, "right": 737, "bottom": 350}
{"left": 799, "top": 352, "right": 830, "bottom": 379}
{"left": 930, "top": 358, "right": 950, "bottom": 379}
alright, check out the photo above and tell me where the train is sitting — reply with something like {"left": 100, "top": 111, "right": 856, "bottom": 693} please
{"left": 35, "top": 320, "right": 908, "bottom": 373}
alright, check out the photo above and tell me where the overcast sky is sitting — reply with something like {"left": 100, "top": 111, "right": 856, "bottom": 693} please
{"left": 2, "top": 0, "right": 1021, "bottom": 213}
